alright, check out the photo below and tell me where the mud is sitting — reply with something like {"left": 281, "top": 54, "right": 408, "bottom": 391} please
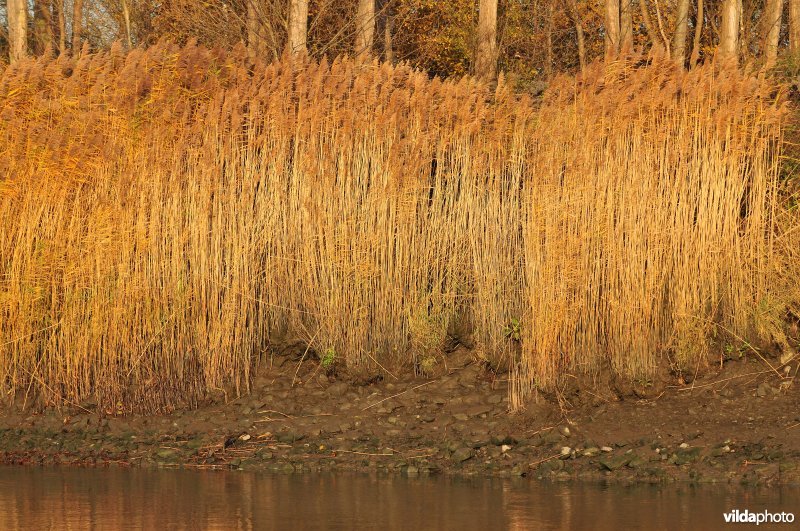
{"left": 1, "top": 350, "right": 799, "bottom": 486}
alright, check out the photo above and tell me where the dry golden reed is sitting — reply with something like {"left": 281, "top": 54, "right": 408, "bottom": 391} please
{"left": 0, "top": 43, "right": 791, "bottom": 412}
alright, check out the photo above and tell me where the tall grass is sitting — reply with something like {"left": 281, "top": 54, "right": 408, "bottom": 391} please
{"left": 0, "top": 43, "right": 791, "bottom": 412}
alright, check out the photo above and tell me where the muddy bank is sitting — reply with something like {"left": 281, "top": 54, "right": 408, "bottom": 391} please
{"left": 1, "top": 353, "right": 799, "bottom": 485}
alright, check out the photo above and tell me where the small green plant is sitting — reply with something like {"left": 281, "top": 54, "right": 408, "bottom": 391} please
{"left": 419, "top": 354, "right": 437, "bottom": 375}
{"left": 503, "top": 318, "right": 521, "bottom": 341}
{"left": 321, "top": 347, "right": 336, "bottom": 370}
{"left": 723, "top": 342, "right": 745, "bottom": 361}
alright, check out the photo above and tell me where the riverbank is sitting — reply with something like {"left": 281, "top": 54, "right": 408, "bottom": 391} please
{"left": 1, "top": 349, "right": 798, "bottom": 485}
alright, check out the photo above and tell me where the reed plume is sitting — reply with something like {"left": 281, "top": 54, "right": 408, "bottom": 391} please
{"left": 0, "top": 43, "right": 791, "bottom": 412}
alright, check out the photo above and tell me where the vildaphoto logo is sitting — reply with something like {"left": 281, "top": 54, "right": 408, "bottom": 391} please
{"left": 723, "top": 509, "right": 795, "bottom": 525}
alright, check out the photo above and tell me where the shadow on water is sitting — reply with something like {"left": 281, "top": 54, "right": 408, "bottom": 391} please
{"left": 0, "top": 467, "right": 797, "bottom": 530}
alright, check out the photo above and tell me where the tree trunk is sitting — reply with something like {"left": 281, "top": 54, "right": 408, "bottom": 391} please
{"left": 475, "top": 0, "right": 498, "bottom": 80}
{"left": 605, "top": 0, "right": 621, "bottom": 60}
{"left": 383, "top": 11, "right": 394, "bottom": 63}
{"left": 791, "top": 0, "right": 800, "bottom": 52}
{"left": 355, "top": 0, "right": 375, "bottom": 61}
{"left": 563, "top": 0, "right": 586, "bottom": 73}
{"left": 575, "top": 17, "right": 586, "bottom": 73}
{"left": 639, "top": 0, "right": 660, "bottom": 51}
{"left": 762, "top": 0, "right": 783, "bottom": 66}
{"left": 55, "top": 0, "right": 67, "bottom": 55}
{"left": 33, "top": 0, "right": 54, "bottom": 55}
{"left": 287, "top": 0, "right": 309, "bottom": 56}
{"left": 672, "top": 0, "right": 691, "bottom": 67}
{"left": 7, "top": 0, "right": 28, "bottom": 64}
{"left": 247, "top": 1, "right": 266, "bottom": 61}
{"left": 719, "top": 0, "right": 741, "bottom": 62}
{"left": 121, "top": 0, "right": 133, "bottom": 48}
{"left": 690, "top": 0, "right": 704, "bottom": 67}
{"left": 72, "top": 0, "right": 85, "bottom": 54}
{"left": 620, "top": 0, "right": 633, "bottom": 53}
{"left": 546, "top": 0, "right": 555, "bottom": 78}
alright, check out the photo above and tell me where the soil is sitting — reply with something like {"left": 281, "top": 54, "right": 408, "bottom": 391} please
{"left": 1, "top": 348, "right": 799, "bottom": 486}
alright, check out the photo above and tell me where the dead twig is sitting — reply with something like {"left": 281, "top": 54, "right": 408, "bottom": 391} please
{"left": 528, "top": 453, "right": 561, "bottom": 469}
{"left": 674, "top": 369, "right": 774, "bottom": 391}
{"left": 526, "top": 425, "right": 555, "bottom": 436}
{"left": 335, "top": 450, "right": 394, "bottom": 457}
{"left": 257, "top": 409, "right": 294, "bottom": 418}
{"left": 362, "top": 381, "right": 435, "bottom": 410}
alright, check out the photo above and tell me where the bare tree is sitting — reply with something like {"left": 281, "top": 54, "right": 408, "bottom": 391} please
{"left": 762, "top": 0, "right": 783, "bottom": 66}
{"left": 791, "top": 0, "right": 800, "bottom": 53}
{"left": 55, "top": 0, "right": 67, "bottom": 55}
{"left": 288, "top": 0, "right": 309, "bottom": 55}
{"left": 7, "top": 0, "right": 28, "bottom": 63}
{"left": 719, "top": 0, "right": 741, "bottom": 62}
{"left": 672, "top": 0, "right": 690, "bottom": 66}
{"left": 605, "top": 0, "right": 621, "bottom": 60}
{"left": 121, "top": 0, "right": 133, "bottom": 48}
{"left": 382, "top": 3, "right": 394, "bottom": 63}
{"left": 689, "top": 0, "right": 703, "bottom": 67}
{"left": 620, "top": 0, "right": 633, "bottom": 53}
{"left": 33, "top": 0, "right": 55, "bottom": 55}
{"left": 355, "top": 0, "right": 375, "bottom": 60}
{"left": 545, "top": 0, "right": 555, "bottom": 77}
{"left": 475, "top": 0, "right": 498, "bottom": 80}
{"left": 247, "top": 1, "right": 267, "bottom": 60}
{"left": 73, "top": 0, "right": 85, "bottom": 53}
{"left": 563, "top": 0, "right": 586, "bottom": 73}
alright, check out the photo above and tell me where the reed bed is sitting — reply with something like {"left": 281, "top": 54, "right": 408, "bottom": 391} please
{"left": 0, "top": 43, "right": 791, "bottom": 412}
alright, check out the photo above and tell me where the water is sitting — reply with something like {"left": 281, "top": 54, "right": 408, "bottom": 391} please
{"left": 0, "top": 467, "right": 797, "bottom": 530}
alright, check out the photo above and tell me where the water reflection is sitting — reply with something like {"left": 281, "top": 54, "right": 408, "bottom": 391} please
{"left": 0, "top": 467, "right": 796, "bottom": 530}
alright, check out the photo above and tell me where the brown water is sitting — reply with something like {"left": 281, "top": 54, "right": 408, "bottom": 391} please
{"left": 0, "top": 467, "right": 797, "bottom": 530}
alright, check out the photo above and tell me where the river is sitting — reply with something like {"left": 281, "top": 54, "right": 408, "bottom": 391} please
{"left": 0, "top": 467, "right": 796, "bottom": 529}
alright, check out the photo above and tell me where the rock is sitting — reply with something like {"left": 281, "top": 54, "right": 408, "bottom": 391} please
{"left": 627, "top": 455, "right": 644, "bottom": 468}
{"left": 560, "top": 446, "right": 572, "bottom": 459}
{"left": 453, "top": 413, "right": 469, "bottom": 422}
{"left": 599, "top": 454, "right": 631, "bottom": 471}
{"left": 405, "top": 466, "right": 419, "bottom": 475}
{"left": 491, "top": 435, "right": 516, "bottom": 446}
{"left": 510, "top": 465, "right": 525, "bottom": 476}
{"left": 186, "top": 439, "right": 205, "bottom": 450}
{"left": 276, "top": 431, "right": 305, "bottom": 444}
{"left": 541, "top": 432, "right": 563, "bottom": 445}
{"left": 582, "top": 447, "right": 600, "bottom": 457}
{"left": 756, "top": 383, "right": 773, "bottom": 397}
{"left": 466, "top": 405, "right": 492, "bottom": 417}
{"left": 156, "top": 448, "right": 177, "bottom": 460}
{"left": 600, "top": 446, "right": 613, "bottom": 453}
{"left": 538, "top": 459, "right": 564, "bottom": 473}
{"left": 559, "top": 426, "right": 571, "bottom": 437}
{"left": 501, "top": 444, "right": 512, "bottom": 453}
{"left": 679, "top": 442, "right": 689, "bottom": 449}
{"left": 671, "top": 447, "right": 702, "bottom": 465}
{"left": 711, "top": 445, "right": 730, "bottom": 457}
{"left": 451, "top": 447, "right": 474, "bottom": 463}
{"left": 754, "top": 464, "right": 779, "bottom": 479}
{"left": 239, "top": 433, "right": 251, "bottom": 442}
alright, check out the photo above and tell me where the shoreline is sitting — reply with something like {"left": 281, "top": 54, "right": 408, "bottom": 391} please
{"left": 2, "top": 355, "right": 798, "bottom": 486}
